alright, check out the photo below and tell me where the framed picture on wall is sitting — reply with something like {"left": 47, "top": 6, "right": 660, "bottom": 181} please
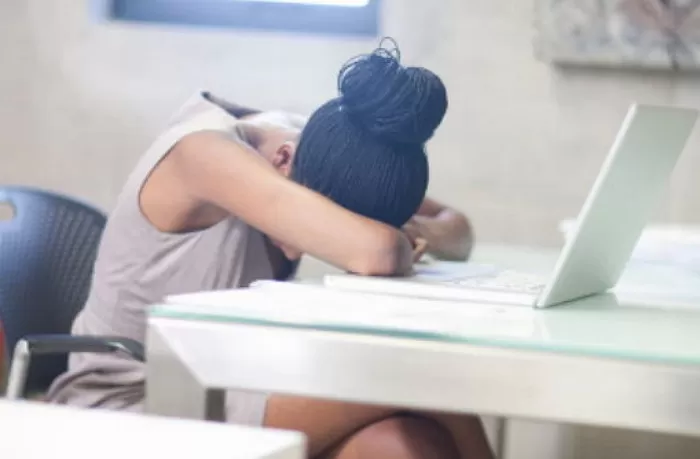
{"left": 534, "top": 0, "right": 700, "bottom": 70}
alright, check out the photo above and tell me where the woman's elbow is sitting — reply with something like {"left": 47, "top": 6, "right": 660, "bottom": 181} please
{"left": 456, "top": 214, "right": 475, "bottom": 261}
{"left": 348, "top": 229, "right": 412, "bottom": 277}
{"left": 439, "top": 212, "right": 474, "bottom": 262}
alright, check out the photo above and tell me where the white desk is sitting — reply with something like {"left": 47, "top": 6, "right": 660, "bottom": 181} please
{"left": 144, "top": 245, "right": 700, "bottom": 452}
{"left": 1, "top": 399, "right": 305, "bottom": 459}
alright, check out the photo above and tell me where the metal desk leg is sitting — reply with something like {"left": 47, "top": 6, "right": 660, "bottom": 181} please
{"left": 494, "top": 417, "right": 508, "bottom": 459}
{"left": 145, "top": 323, "right": 226, "bottom": 421}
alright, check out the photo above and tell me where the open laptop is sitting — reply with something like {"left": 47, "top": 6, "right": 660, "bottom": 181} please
{"left": 324, "top": 104, "right": 699, "bottom": 308}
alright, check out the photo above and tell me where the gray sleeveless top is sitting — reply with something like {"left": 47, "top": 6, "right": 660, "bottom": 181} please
{"left": 47, "top": 92, "right": 275, "bottom": 414}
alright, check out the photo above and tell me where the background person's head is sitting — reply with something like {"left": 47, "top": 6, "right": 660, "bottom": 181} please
{"left": 290, "top": 41, "right": 448, "bottom": 229}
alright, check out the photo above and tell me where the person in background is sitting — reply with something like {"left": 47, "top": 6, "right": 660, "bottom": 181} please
{"left": 48, "top": 41, "right": 489, "bottom": 459}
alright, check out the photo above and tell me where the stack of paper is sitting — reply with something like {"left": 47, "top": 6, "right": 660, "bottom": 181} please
{"left": 560, "top": 220, "right": 700, "bottom": 271}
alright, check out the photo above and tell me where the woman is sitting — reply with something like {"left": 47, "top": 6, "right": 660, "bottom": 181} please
{"left": 48, "top": 43, "right": 490, "bottom": 459}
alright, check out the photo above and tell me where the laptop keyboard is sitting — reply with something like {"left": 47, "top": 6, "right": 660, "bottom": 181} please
{"left": 449, "top": 270, "right": 547, "bottom": 294}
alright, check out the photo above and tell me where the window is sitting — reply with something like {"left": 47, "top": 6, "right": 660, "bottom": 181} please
{"left": 108, "top": 0, "right": 379, "bottom": 36}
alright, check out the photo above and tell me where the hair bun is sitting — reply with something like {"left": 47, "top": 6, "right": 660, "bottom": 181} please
{"left": 338, "top": 39, "right": 448, "bottom": 146}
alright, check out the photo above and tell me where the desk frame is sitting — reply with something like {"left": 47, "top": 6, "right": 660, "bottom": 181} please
{"left": 146, "top": 317, "right": 700, "bottom": 446}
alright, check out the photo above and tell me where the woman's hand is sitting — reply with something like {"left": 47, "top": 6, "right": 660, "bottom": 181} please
{"left": 402, "top": 225, "right": 428, "bottom": 263}
{"left": 412, "top": 237, "right": 428, "bottom": 263}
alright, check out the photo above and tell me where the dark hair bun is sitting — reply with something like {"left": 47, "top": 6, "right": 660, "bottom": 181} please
{"left": 338, "top": 39, "right": 448, "bottom": 146}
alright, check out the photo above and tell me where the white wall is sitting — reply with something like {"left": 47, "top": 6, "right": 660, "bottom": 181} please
{"left": 4, "top": 0, "right": 700, "bottom": 247}
{"left": 2, "top": 0, "right": 700, "bottom": 457}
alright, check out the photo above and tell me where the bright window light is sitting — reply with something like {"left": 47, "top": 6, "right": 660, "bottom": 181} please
{"left": 108, "top": 0, "right": 379, "bottom": 36}
{"left": 239, "top": 0, "right": 370, "bottom": 6}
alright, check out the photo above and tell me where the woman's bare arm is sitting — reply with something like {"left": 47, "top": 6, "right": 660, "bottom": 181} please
{"left": 169, "top": 131, "right": 414, "bottom": 276}
{"left": 403, "top": 198, "right": 474, "bottom": 261}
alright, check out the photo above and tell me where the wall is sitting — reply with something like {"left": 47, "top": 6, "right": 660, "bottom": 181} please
{"left": 2, "top": 0, "right": 700, "bottom": 458}
{"left": 4, "top": 0, "right": 700, "bottom": 247}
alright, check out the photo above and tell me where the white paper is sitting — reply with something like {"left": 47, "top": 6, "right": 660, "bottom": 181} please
{"left": 165, "top": 284, "right": 539, "bottom": 339}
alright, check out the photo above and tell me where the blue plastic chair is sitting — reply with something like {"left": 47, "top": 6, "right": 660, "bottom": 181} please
{"left": 0, "top": 186, "right": 143, "bottom": 399}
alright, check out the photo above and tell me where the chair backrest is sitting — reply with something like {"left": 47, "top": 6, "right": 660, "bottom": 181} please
{"left": 0, "top": 186, "right": 106, "bottom": 392}
{"left": 0, "top": 321, "right": 5, "bottom": 389}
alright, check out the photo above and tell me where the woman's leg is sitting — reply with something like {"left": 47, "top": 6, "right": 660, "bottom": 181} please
{"left": 264, "top": 395, "right": 396, "bottom": 457}
{"left": 323, "top": 415, "right": 460, "bottom": 459}
{"left": 264, "top": 395, "right": 493, "bottom": 459}
{"left": 427, "top": 412, "right": 495, "bottom": 459}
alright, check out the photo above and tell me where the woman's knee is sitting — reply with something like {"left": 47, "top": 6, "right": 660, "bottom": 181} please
{"left": 329, "top": 414, "right": 460, "bottom": 459}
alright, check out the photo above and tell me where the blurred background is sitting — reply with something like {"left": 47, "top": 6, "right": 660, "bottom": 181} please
{"left": 2, "top": 1, "right": 700, "bottom": 458}
{"left": 4, "top": 1, "right": 700, "bottom": 249}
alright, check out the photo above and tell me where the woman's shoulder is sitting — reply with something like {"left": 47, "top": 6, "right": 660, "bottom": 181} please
{"left": 165, "top": 91, "right": 237, "bottom": 129}
{"left": 201, "top": 92, "right": 262, "bottom": 119}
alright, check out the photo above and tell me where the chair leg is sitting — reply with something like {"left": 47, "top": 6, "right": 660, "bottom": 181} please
{"left": 6, "top": 340, "right": 31, "bottom": 399}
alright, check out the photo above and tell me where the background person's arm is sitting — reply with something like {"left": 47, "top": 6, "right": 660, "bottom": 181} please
{"left": 170, "top": 131, "right": 414, "bottom": 276}
{"left": 403, "top": 198, "right": 474, "bottom": 261}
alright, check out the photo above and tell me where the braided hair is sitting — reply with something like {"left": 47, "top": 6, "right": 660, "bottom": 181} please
{"left": 291, "top": 40, "right": 448, "bottom": 228}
